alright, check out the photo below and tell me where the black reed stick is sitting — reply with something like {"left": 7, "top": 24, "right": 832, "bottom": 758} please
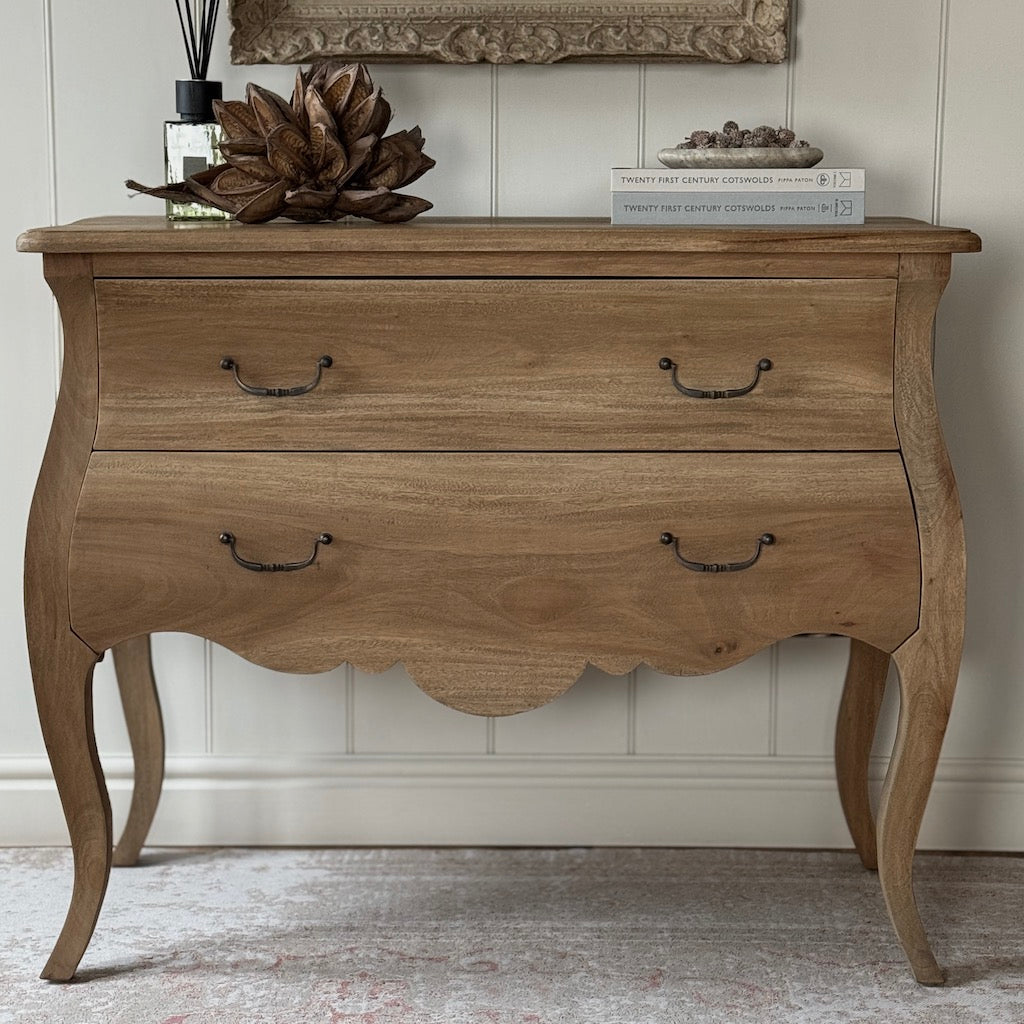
{"left": 174, "top": 0, "right": 197, "bottom": 78}
{"left": 200, "top": 0, "right": 220, "bottom": 79}
{"left": 182, "top": 0, "right": 199, "bottom": 72}
{"left": 174, "top": 0, "right": 219, "bottom": 81}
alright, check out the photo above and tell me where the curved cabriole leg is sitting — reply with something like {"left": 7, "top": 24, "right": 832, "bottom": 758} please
{"left": 876, "top": 634, "right": 959, "bottom": 986}
{"left": 835, "top": 639, "right": 890, "bottom": 869}
{"left": 878, "top": 251, "right": 966, "bottom": 985}
{"left": 26, "top": 253, "right": 111, "bottom": 980}
{"left": 31, "top": 633, "right": 111, "bottom": 982}
{"left": 112, "top": 635, "right": 165, "bottom": 867}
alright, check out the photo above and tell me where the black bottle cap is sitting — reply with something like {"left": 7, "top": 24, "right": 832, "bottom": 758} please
{"left": 175, "top": 79, "right": 222, "bottom": 122}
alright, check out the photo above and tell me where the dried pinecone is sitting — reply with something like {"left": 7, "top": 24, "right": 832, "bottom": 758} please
{"left": 679, "top": 122, "right": 810, "bottom": 150}
{"left": 128, "top": 62, "right": 435, "bottom": 223}
{"left": 747, "top": 125, "right": 777, "bottom": 146}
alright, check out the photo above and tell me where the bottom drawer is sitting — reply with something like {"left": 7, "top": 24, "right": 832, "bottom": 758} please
{"left": 69, "top": 452, "right": 920, "bottom": 714}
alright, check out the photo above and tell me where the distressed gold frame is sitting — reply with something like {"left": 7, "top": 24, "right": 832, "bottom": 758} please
{"left": 229, "top": 0, "right": 789, "bottom": 65}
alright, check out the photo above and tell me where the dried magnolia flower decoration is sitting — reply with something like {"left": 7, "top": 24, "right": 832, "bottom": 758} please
{"left": 128, "top": 62, "right": 435, "bottom": 223}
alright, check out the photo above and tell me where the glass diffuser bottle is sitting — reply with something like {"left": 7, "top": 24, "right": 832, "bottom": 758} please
{"left": 165, "top": 79, "right": 230, "bottom": 221}
{"left": 164, "top": 0, "right": 229, "bottom": 221}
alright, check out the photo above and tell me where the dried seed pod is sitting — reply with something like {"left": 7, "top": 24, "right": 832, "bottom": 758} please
{"left": 684, "top": 130, "right": 713, "bottom": 149}
{"left": 128, "top": 61, "right": 435, "bottom": 223}
{"left": 673, "top": 122, "right": 813, "bottom": 150}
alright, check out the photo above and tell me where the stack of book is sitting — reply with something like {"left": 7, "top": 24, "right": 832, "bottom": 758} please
{"left": 610, "top": 168, "right": 865, "bottom": 225}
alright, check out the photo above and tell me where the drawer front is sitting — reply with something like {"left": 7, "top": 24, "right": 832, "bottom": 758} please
{"left": 69, "top": 452, "right": 919, "bottom": 714}
{"left": 94, "top": 278, "right": 898, "bottom": 451}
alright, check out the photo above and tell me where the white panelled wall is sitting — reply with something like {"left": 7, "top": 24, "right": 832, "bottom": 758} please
{"left": 2, "top": 1, "right": 1023, "bottom": 848}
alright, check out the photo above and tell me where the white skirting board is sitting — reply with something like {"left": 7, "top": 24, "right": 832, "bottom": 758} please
{"left": 3, "top": 754, "right": 1023, "bottom": 850}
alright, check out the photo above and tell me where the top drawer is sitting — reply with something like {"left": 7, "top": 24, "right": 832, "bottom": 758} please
{"left": 94, "top": 278, "right": 898, "bottom": 451}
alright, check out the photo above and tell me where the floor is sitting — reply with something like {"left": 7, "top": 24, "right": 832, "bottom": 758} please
{"left": 2, "top": 847, "right": 1022, "bottom": 1024}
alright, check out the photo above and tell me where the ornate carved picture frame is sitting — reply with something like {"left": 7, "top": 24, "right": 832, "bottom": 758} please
{"left": 229, "top": 0, "right": 789, "bottom": 65}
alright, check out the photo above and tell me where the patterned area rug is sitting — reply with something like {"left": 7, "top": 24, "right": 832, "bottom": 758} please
{"left": 1, "top": 847, "right": 1022, "bottom": 1023}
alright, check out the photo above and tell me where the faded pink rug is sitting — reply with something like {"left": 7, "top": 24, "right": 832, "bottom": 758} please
{"left": 2, "top": 847, "right": 1022, "bottom": 1023}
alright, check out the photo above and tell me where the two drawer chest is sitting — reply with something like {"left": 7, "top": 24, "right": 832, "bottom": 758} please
{"left": 17, "top": 216, "right": 981, "bottom": 984}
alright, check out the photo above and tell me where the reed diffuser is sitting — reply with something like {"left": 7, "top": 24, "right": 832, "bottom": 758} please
{"left": 165, "top": 0, "right": 230, "bottom": 220}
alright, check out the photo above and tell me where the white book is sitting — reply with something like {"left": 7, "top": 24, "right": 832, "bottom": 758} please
{"left": 611, "top": 191, "right": 865, "bottom": 225}
{"left": 611, "top": 168, "right": 866, "bottom": 192}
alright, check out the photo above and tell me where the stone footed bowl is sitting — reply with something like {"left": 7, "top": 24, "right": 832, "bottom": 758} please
{"left": 658, "top": 147, "right": 824, "bottom": 169}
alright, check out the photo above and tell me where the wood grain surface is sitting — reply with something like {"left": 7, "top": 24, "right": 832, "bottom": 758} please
{"left": 22, "top": 217, "right": 978, "bottom": 983}
{"left": 835, "top": 639, "right": 891, "bottom": 870}
{"left": 88, "top": 251, "right": 900, "bottom": 281}
{"left": 68, "top": 452, "right": 920, "bottom": 715}
{"left": 24, "top": 255, "right": 110, "bottom": 981}
{"left": 17, "top": 216, "right": 982, "bottom": 255}
{"left": 94, "top": 278, "right": 899, "bottom": 452}
{"left": 876, "top": 253, "right": 967, "bottom": 986}
{"left": 110, "top": 636, "right": 165, "bottom": 868}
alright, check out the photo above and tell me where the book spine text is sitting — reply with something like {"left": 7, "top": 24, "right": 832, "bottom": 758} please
{"left": 611, "top": 191, "right": 866, "bottom": 225}
{"left": 611, "top": 169, "right": 866, "bottom": 192}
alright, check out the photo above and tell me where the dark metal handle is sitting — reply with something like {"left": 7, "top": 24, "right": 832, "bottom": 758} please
{"left": 220, "top": 355, "right": 333, "bottom": 397}
{"left": 219, "top": 531, "right": 332, "bottom": 572}
{"left": 658, "top": 356, "right": 772, "bottom": 399}
{"left": 660, "top": 531, "right": 775, "bottom": 573}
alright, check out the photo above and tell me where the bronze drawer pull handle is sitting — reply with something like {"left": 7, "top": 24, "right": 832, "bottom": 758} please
{"left": 219, "top": 531, "right": 332, "bottom": 572}
{"left": 658, "top": 356, "right": 772, "bottom": 399}
{"left": 660, "top": 531, "right": 775, "bottom": 573}
{"left": 220, "top": 355, "right": 333, "bottom": 397}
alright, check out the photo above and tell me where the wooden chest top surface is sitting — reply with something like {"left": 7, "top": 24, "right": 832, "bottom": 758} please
{"left": 17, "top": 215, "right": 982, "bottom": 255}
